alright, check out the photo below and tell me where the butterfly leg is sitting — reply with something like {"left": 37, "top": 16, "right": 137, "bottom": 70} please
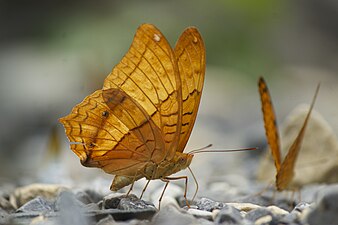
{"left": 188, "top": 166, "right": 199, "bottom": 202}
{"left": 288, "top": 188, "right": 301, "bottom": 209}
{"left": 140, "top": 179, "right": 151, "bottom": 199}
{"left": 162, "top": 176, "right": 190, "bottom": 208}
{"left": 158, "top": 178, "right": 170, "bottom": 210}
{"left": 126, "top": 180, "right": 135, "bottom": 196}
{"left": 296, "top": 188, "right": 301, "bottom": 202}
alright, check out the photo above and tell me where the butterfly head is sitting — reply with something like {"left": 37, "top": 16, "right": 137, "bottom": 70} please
{"left": 171, "top": 152, "right": 194, "bottom": 173}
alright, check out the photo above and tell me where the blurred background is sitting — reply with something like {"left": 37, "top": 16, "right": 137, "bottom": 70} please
{"left": 1, "top": 0, "right": 338, "bottom": 195}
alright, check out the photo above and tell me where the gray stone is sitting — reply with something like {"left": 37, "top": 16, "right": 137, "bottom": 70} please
{"left": 55, "top": 191, "right": 86, "bottom": 211}
{"left": 151, "top": 204, "right": 198, "bottom": 225}
{"left": 85, "top": 189, "right": 105, "bottom": 204}
{"left": 96, "top": 215, "right": 116, "bottom": 225}
{"left": 87, "top": 208, "right": 156, "bottom": 222}
{"left": 16, "top": 196, "right": 54, "bottom": 213}
{"left": 0, "top": 208, "right": 9, "bottom": 225}
{"left": 85, "top": 202, "right": 100, "bottom": 211}
{"left": 195, "top": 198, "right": 226, "bottom": 211}
{"left": 293, "top": 202, "right": 311, "bottom": 213}
{"left": 305, "top": 185, "right": 338, "bottom": 225}
{"left": 187, "top": 208, "right": 213, "bottom": 220}
{"left": 10, "top": 183, "right": 68, "bottom": 208}
{"left": 119, "top": 196, "right": 155, "bottom": 211}
{"left": 57, "top": 191, "right": 93, "bottom": 225}
{"left": 102, "top": 193, "right": 156, "bottom": 210}
{"left": 75, "top": 190, "right": 95, "bottom": 205}
{"left": 245, "top": 206, "right": 290, "bottom": 225}
{"left": 213, "top": 204, "right": 243, "bottom": 225}
{"left": 245, "top": 207, "right": 274, "bottom": 221}
{"left": 102, "top": 193, "right": 127, "bottom": 209}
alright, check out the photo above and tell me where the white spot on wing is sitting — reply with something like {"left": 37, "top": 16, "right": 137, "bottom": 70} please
{"left": 153, "top": 33, "right": 161, "bottom": 42}
{"left": 192, "top": 35, "right": 198, "bottom": 43}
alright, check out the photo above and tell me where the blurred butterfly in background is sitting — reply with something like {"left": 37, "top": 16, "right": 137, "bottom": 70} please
{"left": 59, "top": 24, "right": 206, "bottom": 207}
{"left": 258, "top": 77, "right": 320, "bottom": 191}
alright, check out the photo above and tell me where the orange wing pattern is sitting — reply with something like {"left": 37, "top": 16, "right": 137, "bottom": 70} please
{"left": 258, "top": 77, "right": 282, "bottom": 172}
{"left": 258, "top": 77, "right": 320, "bottom": 191}
{"left": 59, "top": 88, "right": 166, "bottom": 177}
{"left": 175, "top": 27, "right": 206, "bottom": 152}
{"left": 103, "top": 24, "right": 182, "bottom": 160}
{"left": 59, "top": 24, "right": 206, "bottom": 190}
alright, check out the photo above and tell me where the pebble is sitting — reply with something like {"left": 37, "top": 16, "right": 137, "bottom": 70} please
{"left": 187, "top": 208, "right": 213, "bottom": 220}
{"left": 75, "top": 190, "right": 95, "bottom": 205}
{"left": 0, "top": 208, "right": 8, "bottom": 224}
{"left": 195, "top": 197, "right": 226, "bottom": 211}
{"left": 305, "top": 185, "right": 338, "bottom": 225}
{"left": 57, "top": 191, "right": 92, "bottom": 225}
{"left": 1, "top": 181, "right": 338, "bottom": 225}
{"left": 102, "top": 193, "right": 156, "bottom": 210}
{"left": 9, "top": 183, "right": 68, "bottom": 209}
{"left": 245, "top": 207, "right": 275, "bottom": 221}
{"left": 151, "top": 204, "right": 197, "bottom": 225}
{"left": 213, "top": 204, "right": 243, "bottom": 224}
{"left": 16, "top": 196, "right": 54, "bottom": 213}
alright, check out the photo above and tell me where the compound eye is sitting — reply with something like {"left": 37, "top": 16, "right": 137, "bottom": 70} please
{"left": 179, "top": 158, "right": 186, "bottom": 164}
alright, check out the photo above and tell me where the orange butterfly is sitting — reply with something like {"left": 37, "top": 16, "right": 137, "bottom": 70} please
{"left": 59, "top": 24, "right": 205, "bottom": 205}
{"left": 258, "top": 77, "right": 320, "bottom": 191}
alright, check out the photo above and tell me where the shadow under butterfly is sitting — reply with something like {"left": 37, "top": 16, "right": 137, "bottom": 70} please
{"left": 258, "top": 77, "right": 320, "bottom": 193}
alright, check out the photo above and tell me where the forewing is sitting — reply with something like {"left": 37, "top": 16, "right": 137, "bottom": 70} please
{"left": 258, "top": 77, "right": 282, "bottom": 172}
{"left": 59, "top": 88, "right": 166, "bottom": 177}
{"left": 276, "top": 83, "right": 320, "bottom": 191}
{"left": 103, "top": 24, "right": 182, "bottom": 160}
{"left": 174, "top": 27, "right": 206, "bottom": 152}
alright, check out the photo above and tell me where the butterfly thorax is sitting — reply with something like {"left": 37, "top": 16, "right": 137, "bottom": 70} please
{"left": 144, "top": 152, "right": 193, "bottom": 180}
{"left": 110, "top": 153, "right": 193, "bottom": 191}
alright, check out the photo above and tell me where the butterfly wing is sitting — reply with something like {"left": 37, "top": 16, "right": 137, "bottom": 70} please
{"left": 276, "top": 83, "right": 320, "bottom": 191}
{"left": 103, "top": 24, "right": 182, "bottom": 160}
{"left": 258, "top": 77, "right": 282, "bottom": 172}
{"left": 174, "top": 27, "right": 206, "bottom": 152}
{"left": 59, "top": 88, "right": 166, "bottom": 177}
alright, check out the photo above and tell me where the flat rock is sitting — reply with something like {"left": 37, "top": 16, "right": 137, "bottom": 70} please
{"left": 0, "top": 208, "right": 9, "bottom": 224}
{"left": 102, "top": 193, "right": 156, "bottom": 211}
{"left": 10, "top": 183, "right": 68, "bottom": 208}
{"left": 151, "top": 204, "right": 198, "bottom": 225}
{"left": 195, "top": 198, "right": 226, "bottom": 211}
{"left": 75, "top": 190, "right": 95, "bottom": 205}
{"left": 56, "top": 191, "right": 92, "bottom": 225}
{"left": 87, "top": 208, "right": 156, "bottom": 222}
{"left": 213, "top": 204, "right": 243, "bottom": 225}
{"left": 226, "top": 202, "right": 261, "bottom": 212}
{"left": 187, "top": 208, "right": 213, "bottom": 220}
{"left": 305, "top": 185, "right": 338, "bottom": 225}
{"left": 16, "top": 196, "right": 54, "bottom": 213}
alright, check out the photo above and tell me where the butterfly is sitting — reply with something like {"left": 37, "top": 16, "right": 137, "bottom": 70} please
{"left": 258, "top": 77, "right": 320, "bottom": 191}
{"left": 59, "top": 24, "right": 206, "bottom": 206}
